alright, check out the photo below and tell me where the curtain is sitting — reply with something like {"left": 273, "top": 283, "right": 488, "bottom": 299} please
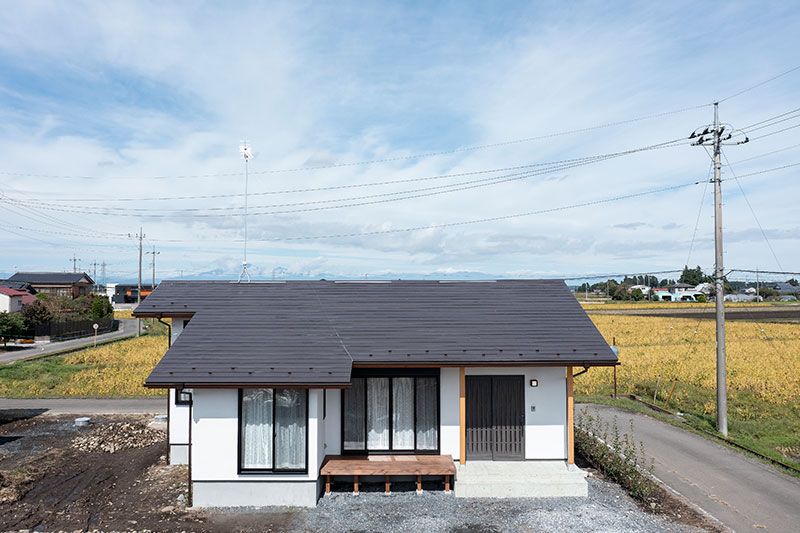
{"left": 416, "top": 377, "right": 438, "bottom": 450}
{"left": 343, "top": 378, "right": 366, "bottom": 450}
{"left": 392, "top": 377, "right": 414, "bottom": 450}
{"left": 367, "top": 377, "right": 390, "bottom": 450}
{"left": 241, "top": 388, "right": 273, "bottom": 469}
{"left": 275, "top": 389, "right": 307, "bottom": 470}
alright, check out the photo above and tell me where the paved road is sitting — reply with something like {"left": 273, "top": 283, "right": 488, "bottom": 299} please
{"left": 0, "top": 318, "right": 139, "bottom": 364}
{"left": 0, "top": 398, "right": 166, "bottom": 415}
{"left": 579, "top": 404, "right": 800, "bottom": 532}
{"left": 587, "top": 305, "right": 800, "bottom": 322}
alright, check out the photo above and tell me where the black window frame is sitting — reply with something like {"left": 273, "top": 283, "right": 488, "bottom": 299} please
{"left": 341, "top": 368, "right": 440, "bottom": 455}
{"left": 237, "top": 388, "right": 310, "bottom": 474}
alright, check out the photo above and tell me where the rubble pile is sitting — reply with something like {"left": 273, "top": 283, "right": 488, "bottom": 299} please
{"left": 72, "top": 422, "right": 165, "bottom": 453}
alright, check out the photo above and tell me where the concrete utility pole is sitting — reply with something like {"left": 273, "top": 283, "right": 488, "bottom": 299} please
{"left": 146, "top": 246, "right": 160, "bottom": 290}
{"left": 690, "top": 102, "right": 748, "bottom": 437}
{"left": 128, "top": 228, "right": 145, "bottom": 337}
{"left": 71, "top": 254, "right": 80, "bottom": 273}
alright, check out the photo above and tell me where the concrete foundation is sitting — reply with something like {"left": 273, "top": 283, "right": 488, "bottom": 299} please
{"left": 192, "top": 480, "right": 321, "bottom": 508}
{"left": 455, "top": 461, "right": 587, "bottom": 498}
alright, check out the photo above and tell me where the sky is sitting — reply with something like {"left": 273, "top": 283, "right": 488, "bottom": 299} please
{"left": 0, "top": 1, "right": 798, "bottom": 283}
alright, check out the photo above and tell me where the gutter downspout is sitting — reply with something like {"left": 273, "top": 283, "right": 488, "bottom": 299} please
{"left": 156, "top": 316, "right": 172, "bottom": 347}
{"left": 156, "top": 315, "right": 172, "bottom": 464}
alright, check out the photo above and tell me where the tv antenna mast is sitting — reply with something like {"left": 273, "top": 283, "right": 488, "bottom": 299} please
{"left": 237, "top": 141, "right": 254, "bottom": 282}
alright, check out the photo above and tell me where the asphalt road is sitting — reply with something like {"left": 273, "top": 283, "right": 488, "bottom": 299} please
{"left": 579, "top": 404, "right": 800, "bottom": 532}
{"left": 0, "top": 397, "right": 166, "bottom": 415}
{"left": 0, "top": 318, "right": 139, "bottom": 364}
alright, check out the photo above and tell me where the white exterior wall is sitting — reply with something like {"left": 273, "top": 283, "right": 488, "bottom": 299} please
{"left": 168, "top": 318, "right": 190, "bottom": 465}
{"left": 323, "top": 388, "right": 342, "bottom": 456}
{"left": 190, "top": 388, "right": 323, "bottom": 507}
{"left": 0, "top": 294, "right": 23, "bottom": 313}
{"left": 440, "top": 368, "right": 461, "bottom": 460}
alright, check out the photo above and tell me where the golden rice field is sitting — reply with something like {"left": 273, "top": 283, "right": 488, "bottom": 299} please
{"left": 579, "top": 315, "right": 800, "bottom": 406}
{"left": 0, "top": 335, "right": 166, "bottom": 398}
{"left": 580, "top": 301, "right": 783, "bottom": 311}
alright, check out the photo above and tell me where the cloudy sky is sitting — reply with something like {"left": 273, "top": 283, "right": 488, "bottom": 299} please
{"left": 0, "top": 1, "right": 798, "bottom": 282}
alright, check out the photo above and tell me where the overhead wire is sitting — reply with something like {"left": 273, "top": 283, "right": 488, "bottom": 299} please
{"left": 686, "top": 161, "right": 714, "bottom": 266}
{"left": 718, "top": 63, "right": 800, "bottom": 103}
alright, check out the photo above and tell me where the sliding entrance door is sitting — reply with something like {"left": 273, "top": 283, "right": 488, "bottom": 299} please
{"left": 342, "top": 370, "right": 440, "bottom": 454}
{"left": 465, "top": 375, "right": 525, "bottom": 460}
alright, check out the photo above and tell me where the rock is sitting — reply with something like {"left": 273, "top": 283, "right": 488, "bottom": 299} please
{"left": 176, "top": 493, "right": 186, "bottom": 503}
{"left": 160, "top": 505, "right": 175, "bottom": 513}
{"left": 71, "top": 422, "right": 164, "bottom": 453}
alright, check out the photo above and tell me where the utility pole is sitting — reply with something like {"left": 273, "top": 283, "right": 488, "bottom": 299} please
{"left": 71, "top": 254, "right": 80, "bottom": 273}
{"left": 128, "top": 228, "right": 145, "bottom": 336}
{"left": 690, "top": 102, "right": 748, "bottom": 437}
{"left": 146, "top": 246, "right": 160, "bottom": 290}
{"left": 101, "top": 261, "right": 107, "bottom": 285}
{"left": 756, "top": 267, "right": 760, "bottom": 301}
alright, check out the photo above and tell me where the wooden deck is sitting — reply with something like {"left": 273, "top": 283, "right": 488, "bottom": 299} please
{"left": 320, "top": 454, "right": 456, "bottom": 495}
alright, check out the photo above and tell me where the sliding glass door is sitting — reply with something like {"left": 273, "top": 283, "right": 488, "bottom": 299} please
{"left": 343, "top": 371, "right": 439, "bottom": 454}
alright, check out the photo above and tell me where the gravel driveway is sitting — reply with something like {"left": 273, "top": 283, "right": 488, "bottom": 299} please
{"left": 204, "top": 478, "right": 700, "bottom": 533}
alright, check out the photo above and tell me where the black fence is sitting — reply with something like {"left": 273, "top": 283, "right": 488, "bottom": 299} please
{"left": 33, "top": 317, "right": 118, "bottom": 341}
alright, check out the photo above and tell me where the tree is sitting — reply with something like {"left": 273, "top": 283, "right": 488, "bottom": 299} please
{"left": 89, "top": 296, "right": 113, "bottom": 319}
{"left": 630, "top": 288, "right": 645, "bottom": 301}
{"left": 788, "top": 278, "right": 799, "bottom": 287}
{"left": 679, "top": 265, "right": 709, "bottom": 286}
{"left": 0, "top": 312, "right": 26, "bottom": 348}
{"left": 22, "top": 300, "right": 54, "bottom": 330}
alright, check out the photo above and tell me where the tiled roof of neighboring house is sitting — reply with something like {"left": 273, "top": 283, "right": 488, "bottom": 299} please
{"left": 134, "top": 280, "right": 617, "bottom": 388}
{"left": 0, "top": 281, "right": 36, "bottom": 293}
{"left": 0, "top": 287, "right": 29, "bottom": 297}
{"left": 8, "top": 272, "right": 94, "bottom": 285}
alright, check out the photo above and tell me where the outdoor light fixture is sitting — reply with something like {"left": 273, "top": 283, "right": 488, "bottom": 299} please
{"left": 529, "top": 379, "right": 538, "bottom": 387}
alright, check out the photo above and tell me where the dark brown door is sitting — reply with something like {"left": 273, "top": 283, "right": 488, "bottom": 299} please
{"left": 465, "top": 375, "right": 525, "bottom": 460}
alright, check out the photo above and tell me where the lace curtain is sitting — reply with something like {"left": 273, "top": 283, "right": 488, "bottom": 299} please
{"left": 367, "top": 377, "right": 390, "bottom": 449}
{"left": 392, "top": 377, "right": 415, "bottom": 449}
{"left": 416, "top": 377, "right": 438, "bottom": 450}
{"left": 241, "top": 389, "right": 273, "bottom": 469}
{"left": 275, "top": 389, "right": 307, "bottom": 469}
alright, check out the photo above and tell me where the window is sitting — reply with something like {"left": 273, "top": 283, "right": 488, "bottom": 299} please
{"left": 175, "top": 387, "right": 192, "bottom": 406}
{"left": 342, "top": 371, "right": 439, "bottom": 454}
{"left": 239, "top": 388, "right": 308, "bottom": 472}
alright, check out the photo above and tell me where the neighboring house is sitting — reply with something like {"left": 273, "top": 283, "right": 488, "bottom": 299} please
{"left": 109, "top": 283, "right": 155, "bottom": 304}
{"left": 665, "top": 282, "right": 695, "bottom": 294}
{"left": 134, "top": 279, "right": 617, "bottom": 508}
{"left": 628, "top": 284, "right": 651, "bottom": 295}
{"left": 0, "top": 287, "right": 29, "bottom": 313}
{"left": 773, "top": 282, "right": 800, "bottom": 296}
{"left": 724, "top": 293, "right": 761, "bottom": 303}
{"left": 7, "top": 272, "right": 95, "bottom": 298}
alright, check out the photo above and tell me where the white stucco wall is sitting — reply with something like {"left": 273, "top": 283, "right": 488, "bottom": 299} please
{"left": 0, "top": 294, "right": 23, "bottom": 313}
{"left": 168, "top": 319, "right": 190, "bottom": 465}
{"left": 323, "top": 388, "right": 342, "bottom": 456}
{"left": 440, "top": 368, "right": 461, "bottom": 460}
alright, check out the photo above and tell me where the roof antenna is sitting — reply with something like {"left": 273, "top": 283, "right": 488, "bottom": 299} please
{"left": 237, "top": 141, "right": 254, "bottom": 283}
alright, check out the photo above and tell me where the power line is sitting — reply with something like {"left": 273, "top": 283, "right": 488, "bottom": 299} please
{"left": 749, "top": 122, "right": 800, "bottom": 141}
{"left": 733, "top": 142, "right": 800, "bottom": 164}
{"left": 718, "top": 63, "right": 800, "bottom": 103}
{"left": 686, "top": 161, "right": 713, "bottom": 266}
{"left": 8, "top": 140, "right": 688, "bottom": 204}
{"left": 0, "top": 104, "right": 710, "bottom": 181}
{"left": 721, "top": 149, "right": 784, "bottom": 271}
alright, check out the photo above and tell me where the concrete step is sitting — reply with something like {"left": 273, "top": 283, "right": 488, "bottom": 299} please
{"left": 454, "top": 461, "right": 588, "bottom": 498}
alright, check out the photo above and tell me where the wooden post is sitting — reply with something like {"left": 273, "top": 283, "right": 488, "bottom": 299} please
{"left": 459, "top": 367, "right": 466, "bottom": 465}
{"left": 353, "top": 475, "right": 359, "bottom": 495}
{"left": 613, "top": 365, "right": 618, "bottom": 398}
{"left": 384, "top": 475, "right": 390, "bottom": 495}
{"left": 567, "top": 366, "right": 575, "bottom": 465}
{"left": 416, "top": 475, "right": 422, "bottom": 494}
{"left": 325, "top": 475, "right": 331, "bottom": 495}
{"left": 444, "top": 474, "right": 451, "bottom": 493}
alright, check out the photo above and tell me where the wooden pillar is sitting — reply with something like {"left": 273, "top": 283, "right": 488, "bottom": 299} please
{"left": 353, "top": 475, "right": 359, "bottom": 495}
{"left": 325, "top": 475, "right": 331, "bottom": 495}
{"left": 416, "top": 475, "right": 422, "bottom": 494}
{"left": 459, "top": 367, "right": 466, "bottom": 465}
{"left": 444, "top": 474, "right": 451, "bottom": 493}
{"left": 384, "top": 475, "right": 390, "bottom": 495}
{"left": 566, "top": 366, "right": 575, "bottom": 465}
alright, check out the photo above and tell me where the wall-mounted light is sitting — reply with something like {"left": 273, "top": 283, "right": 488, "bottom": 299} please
{"left": 529, "top": 379, "right": 538, "bottom": 387}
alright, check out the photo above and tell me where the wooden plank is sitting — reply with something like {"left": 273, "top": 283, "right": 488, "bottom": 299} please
{"left": 459, "top": 367, "right": 466, "bottom": 464}
{"left": 320, "top": 455, "right": 456, "bottom": 476}
{"left": 566, "top": 366, "right": 575, "bottom": 464}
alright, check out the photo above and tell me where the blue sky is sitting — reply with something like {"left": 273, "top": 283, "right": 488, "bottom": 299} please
{"left": 0, "top": 1, "right": 798, "bottom": 282}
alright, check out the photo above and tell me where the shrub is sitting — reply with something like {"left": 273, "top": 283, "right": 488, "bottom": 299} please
{"left": 575, "top": 409, "right": 656, "bottom": 502}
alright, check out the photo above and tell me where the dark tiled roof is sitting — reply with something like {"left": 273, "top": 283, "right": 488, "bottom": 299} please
{"left": 135, "top": 280, "right": 616, "bottom": 387}
{"left": 0, "top": 281, "right": 36, "bottom": 294}
{"left": 8, "top": 272, "right": 94, "bottom": 285}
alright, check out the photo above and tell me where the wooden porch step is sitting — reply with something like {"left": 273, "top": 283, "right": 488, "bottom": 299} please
{"left": 320, "top": 454, "right": 455, "bottom": 495}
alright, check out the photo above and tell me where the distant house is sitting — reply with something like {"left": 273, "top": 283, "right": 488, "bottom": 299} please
{"left": 7, "top": 272, "right": 94, "bottom": 298}
{"left": 134, "top": 279, "right": 617, "bottom": 507}
{"left": 773, "top": 282, "right": 800, "bottom": 296}
{"left": 107, "top": 283, "right": 156, "bottom": 304}
{"left": 665, "top": 282, "right": 695, "bottom": 294}
{"left": 0, "top": 287, "right": 32, "bottom": 313}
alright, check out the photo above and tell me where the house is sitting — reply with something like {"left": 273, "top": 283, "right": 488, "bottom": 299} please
{"left": 133, "top": 280, "right": 617, "bottom": 507}
{"left": 7, "top": 272, "right": 95, "bottom": 298}
{"left": 108, "top": 283, "right": 156, "bottom": 304}
{"left": 0, "top": 287, "right": 31, "bottom": 313}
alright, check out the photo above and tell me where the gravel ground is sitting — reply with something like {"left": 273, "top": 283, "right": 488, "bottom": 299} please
{"left": 204, "top": 477, "right": 701, "bottom": 533}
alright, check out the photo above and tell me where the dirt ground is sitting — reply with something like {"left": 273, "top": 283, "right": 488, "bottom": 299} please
{"left": 0, "top": 410, "right": 713, "bottom": 533}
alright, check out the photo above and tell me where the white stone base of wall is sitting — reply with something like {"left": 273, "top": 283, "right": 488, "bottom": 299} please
{"left": 455, "top": 461, "right": 587, "bottom": 498}
{"left": 169, "top": 444, "right": 188, "bottom": 465}
{"left": 192, "top": 480, "right": 321, "bottom": 508}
